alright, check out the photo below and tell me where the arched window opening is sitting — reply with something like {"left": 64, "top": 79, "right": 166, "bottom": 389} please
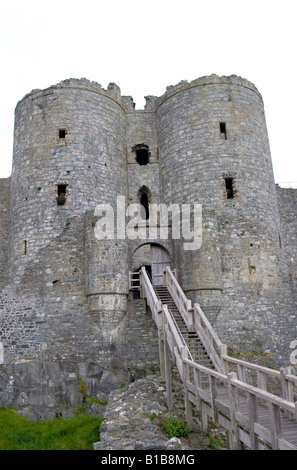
{"left": 138, "top": 187, "right": 150, "bottom": 220}
{"left": 140, "top": 191, "right": 149, "bottom": 220}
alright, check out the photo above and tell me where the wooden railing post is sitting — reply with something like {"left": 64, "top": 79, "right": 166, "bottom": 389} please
{"left": 248, "top": 392, "right": 257, "bottom": 449}
{"left": 268, "top": 402, "right": 282, "bottom": 449}
{"left": 181, "top": 347, "right": 193, "bottom": 426}
{"left": 187, "top": 307, "right": 194, "bottom": 329}
{"left": 237, "top": 364, "right": 246, "bottom": 383}
{"left": 220, "top": 344, "right": 228, "bottom": 375}
{"left": 280, "top": 367, "right": 294, "bottom": 418}
{"left": 139, "top": 269, "right": 143, "bottom": 298}
{"left": 209, "top": 375, "right": 218, "bottom": 423}
{"left": 163, "top": 309, "right": 173, "bottom": 411}
{"left": 194, "top": 368, "right": 202, "bottom": 413}
{"left": 257, "top": 370, "right": 267, "bottom": 392}
{"left": 159, "top": 334, "right": 166, "bottom": 382}
{"left": 227, "top": 372, "right": 242, "bottom": 450}
{"left": 280, "top": 367, "right": 294, "bottom": 402}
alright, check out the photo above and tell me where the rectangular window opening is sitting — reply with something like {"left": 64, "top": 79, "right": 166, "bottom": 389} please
{"left": 220, "top": 122, "right": 227, "bottom": 140}
{"left": 59, "top": 129, "right": 67, "bottom": 139}
{"left": 23, "top": 240, "right": 27, "bottom": 255}
{"left": 225, "top": 177, "right": 234, "bottom": 199}
{"left": 57, "top": 184, "right": 67, "bottom": 206}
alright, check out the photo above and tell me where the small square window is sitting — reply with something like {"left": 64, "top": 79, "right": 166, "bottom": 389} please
{"left": 59, "top": 129, "right": 67, "bottom": 139}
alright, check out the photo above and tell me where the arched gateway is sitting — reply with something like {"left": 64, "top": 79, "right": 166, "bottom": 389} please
{"left": 132, "top": 243, "right": 171, "bottom": 286}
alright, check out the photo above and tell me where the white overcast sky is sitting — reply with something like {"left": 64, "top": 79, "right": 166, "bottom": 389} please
{"left": 0, "top": 0, "right": 296, "bottom": 185}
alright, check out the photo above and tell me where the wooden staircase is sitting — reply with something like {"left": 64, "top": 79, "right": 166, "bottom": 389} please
{"left": 154, "top": 286, "right": 214, "bottom": 372}
{"left": 135, "top": 266, "right": 297, "bottom": 450}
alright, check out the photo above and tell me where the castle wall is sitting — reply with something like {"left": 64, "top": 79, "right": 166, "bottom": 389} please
{"left": 0, "top": 75, "right": 296, "bottom": 417}
{"left": 0, "top": 177, "right": 10, "bottom": 287}
{"left": 213, "top": 185, "right": 297, "bottom": 359}
{"left": 0, "top": 283, "right": 160, "bottom": 419}
{"left": 276, "top": 186, "right": 297, "bottom": 317}
{"left": 0, "top": 80, "right": 162, "bottom": 417}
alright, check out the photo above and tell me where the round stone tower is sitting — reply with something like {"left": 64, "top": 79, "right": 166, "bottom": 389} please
{"left": 156, "top": 75, "right": 281, "bottom": 337}
{"left": 9, "top": 79, "right": 128, "bottom": 320}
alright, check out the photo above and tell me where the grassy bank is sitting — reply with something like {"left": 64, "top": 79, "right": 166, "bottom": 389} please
{"left": 0, "top": 408, "right": 102, "bottom": 450}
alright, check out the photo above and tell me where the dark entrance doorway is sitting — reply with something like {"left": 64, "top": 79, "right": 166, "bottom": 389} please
{"left": 131, "top": 243, "right": 171, "bottom": 291}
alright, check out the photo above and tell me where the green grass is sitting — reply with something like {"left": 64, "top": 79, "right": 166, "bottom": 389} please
{"left": 0, "top": 408, "right": 102, "bottom": 450}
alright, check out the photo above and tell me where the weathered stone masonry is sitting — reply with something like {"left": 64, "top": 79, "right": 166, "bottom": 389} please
{"left": 0, "top": 75, "right": 296, "bottom": 418}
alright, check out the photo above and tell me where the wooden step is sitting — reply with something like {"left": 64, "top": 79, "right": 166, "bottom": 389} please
{"left": 154, "top": 285, "right": 216, "bottom": 371}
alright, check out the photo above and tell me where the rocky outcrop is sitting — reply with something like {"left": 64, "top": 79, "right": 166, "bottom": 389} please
{"left": 94, "top": 373, "right": 216, "bottom": 451}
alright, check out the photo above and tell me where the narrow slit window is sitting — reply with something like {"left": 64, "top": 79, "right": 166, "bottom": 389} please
{"left": 57, "top": 184, "right": 67, "bottom": 206}
{"left": 225, "top": 177, "right": 234, "bottom": 199}
{"left": 23, "top": 240, "right": 27, "bottom": 255}
{"left": 220, "top": 122, "right": 227, "bottom": 140}
{"left": 59, "top": 129, "right": 67, "bottom": 139}
{"left": 140, "top": 190, "right": 149, "bottom": 220}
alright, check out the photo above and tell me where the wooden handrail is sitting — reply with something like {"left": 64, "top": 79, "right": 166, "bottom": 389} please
{"left": 163, "top": 266, "right": 192, "bottom": 326}
{"left": 162, "top": 305, "right": 187, "bottom": 354}
{"left": 138, "top": 265, "right": 297, "bottom": 449}
{"left": 221, "top": 354, "right": 280, "bottom": 375}
{"left": 162, "top": 304, "right": 193, "bottom": 362}
{"left": 183, "top": 356, "right": 227, "bottom": 381}
{"left": 140, "top": 267, "right": 162, "bottom": 328}
{"left": 284, "top": 371, "right": 297, "bottom": 384}
{"left": 194, "top": 303, "right": 223, "bottom": 348}
{"left": 164, "top": 266, "right": 222, "bottom": 371}
{"left": 230, "top": 376, "right": 296, "bottom": 415}
{"left": 140, "top": 267, "right": 160, "bottom": 305}
{"left": 221, "top": 353, "right": 297, "bottom": 402}
{"left": 193, "top": 303, "right": 222, "bottom": 371}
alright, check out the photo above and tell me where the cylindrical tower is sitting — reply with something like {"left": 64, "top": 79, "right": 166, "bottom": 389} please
{"left": 157, "top": 74, "right": 277, "bottom": 223}
{"left": 9, "top": 79, "right": 128, "bottom": 300}
{"left": 156, "top": 75, "right": 281, "bottom": 345}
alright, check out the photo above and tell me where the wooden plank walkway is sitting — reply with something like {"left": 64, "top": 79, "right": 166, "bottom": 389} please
{"left": 136, "top": 266, "right": 297, "bottom": 450}
{"left": 214, "top": 384, "right": 297, "bottom": 449}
